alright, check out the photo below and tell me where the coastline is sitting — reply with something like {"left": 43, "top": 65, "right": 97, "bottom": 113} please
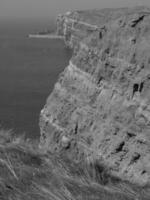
{"left": 1, "top": 7, "right": 150, "bottom": 200}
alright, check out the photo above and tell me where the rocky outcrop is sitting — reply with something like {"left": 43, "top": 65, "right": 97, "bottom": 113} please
{"left": 40, "top": 6, "right": 150, "bottom": 186}
{"left": 56, "top": 10, "right": 100, "bottom": 47}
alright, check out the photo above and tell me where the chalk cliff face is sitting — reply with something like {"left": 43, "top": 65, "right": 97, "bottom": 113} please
{"left": 40, "top": 7, "right": 150, "bottom": 186}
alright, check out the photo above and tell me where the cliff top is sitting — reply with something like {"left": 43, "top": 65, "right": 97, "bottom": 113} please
{"left": 64, "top": 6, "right": 150, "bottom": 26}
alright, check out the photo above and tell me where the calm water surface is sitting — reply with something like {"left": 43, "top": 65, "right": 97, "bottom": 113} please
{"left": 0, "top": 19, "right": 72, "bottom": 137}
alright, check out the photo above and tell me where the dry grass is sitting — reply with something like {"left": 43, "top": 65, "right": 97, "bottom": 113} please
{"left": 0, "top": 130, "right": 149, "bottom": 200}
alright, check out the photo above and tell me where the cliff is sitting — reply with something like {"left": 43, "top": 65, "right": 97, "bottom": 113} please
{"left": 40, "top": 6, "right": 150, "bottom": 187}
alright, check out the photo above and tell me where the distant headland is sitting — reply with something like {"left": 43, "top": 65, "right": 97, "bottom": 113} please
{"left": 28, "top": 34, "right": 64, "bottom": 39}
{"left": 28, "top": 29, "right": 64, "bottom": 39}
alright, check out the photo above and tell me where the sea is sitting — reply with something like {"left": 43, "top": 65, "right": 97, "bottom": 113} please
{"left": 0, "top": 18, "right": 72, "bottom": 138}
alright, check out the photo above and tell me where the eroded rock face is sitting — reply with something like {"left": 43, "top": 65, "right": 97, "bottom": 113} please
{"left": 40, "top": 7, "right": 150, "bottom": 186}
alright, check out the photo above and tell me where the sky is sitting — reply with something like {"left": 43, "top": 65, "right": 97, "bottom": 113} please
{"left": 0, "top": 0, "right": 150, "bottom": 19}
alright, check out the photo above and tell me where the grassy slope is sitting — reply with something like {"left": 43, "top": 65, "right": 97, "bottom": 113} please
{"left": 0, "top": 131, "right": 149, "bottom": 200}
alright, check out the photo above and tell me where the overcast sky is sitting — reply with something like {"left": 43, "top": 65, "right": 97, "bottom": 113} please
{"left": 0, "top": 0, "right": 150, "bottom": 19}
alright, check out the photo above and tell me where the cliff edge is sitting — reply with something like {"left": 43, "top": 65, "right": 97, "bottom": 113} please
{"left": 40, "top": 6, "right": 150, "bottom": 186}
